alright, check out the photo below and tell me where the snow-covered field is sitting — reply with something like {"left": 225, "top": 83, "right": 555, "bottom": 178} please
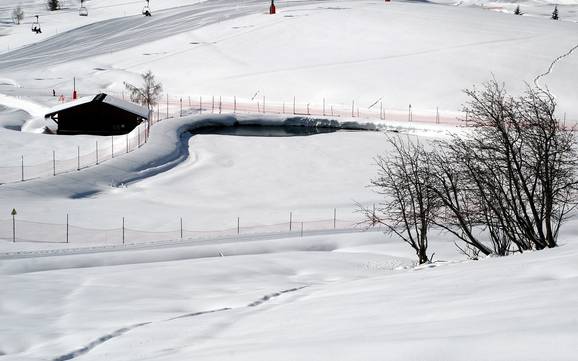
{"left": 1, "top": 0, "right": 577, "bottom": 359}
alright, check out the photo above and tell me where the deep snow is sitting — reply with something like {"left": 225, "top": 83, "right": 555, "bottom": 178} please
{"left": 0, "top": 0, "right": 577, "bottom": 360}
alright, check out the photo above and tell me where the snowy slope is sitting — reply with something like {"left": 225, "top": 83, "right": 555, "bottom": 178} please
{"left": 0, "top": 1, "right": 577, "bottom": 360}
{"left": 1, "top": 0, "right": 577, "bottom": 119}
{"left": 433, "top": 0, "right": 578, "bottom": 22}
{"left": 1, "top": 230, "right": 577, "bottom": 361}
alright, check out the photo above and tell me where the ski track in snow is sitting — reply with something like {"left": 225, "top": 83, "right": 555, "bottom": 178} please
{"left": 533, "top": 42, "right": 578, "bottom": 91}
{"left": 246, "top": 286, "right": 307, "bottom": 307}
{"left": 0, "top": 228, "right": 371, "bottom": 262}
{"left": 51, "top": 322, "right": 152, "bottom": 361}
{"left": 0, "top": 0, "right": 331, "bottom": 72}
{"left": 50, "top": 286, "right": 309, "bottom": 361}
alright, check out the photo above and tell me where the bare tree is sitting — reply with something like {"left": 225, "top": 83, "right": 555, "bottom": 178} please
{"left": 430, "top": 80, "right": 577, "bottom": 255}
{"left": 427, "top": 146, "right": 495, "bottom": 256}
{"left": 47, "top": 0, "right": 60, "bottom": 11}
{"left": 360, "top": 135, "right": 439, "bottom": 264}
{"left": 365, "top": 80, "right": 576, "bottom": 261}
{"left": 124, "top": 70, "right": 163, "bottom": 115}
{"left": 12, "top": 6, "right": 24, "bottom": 25}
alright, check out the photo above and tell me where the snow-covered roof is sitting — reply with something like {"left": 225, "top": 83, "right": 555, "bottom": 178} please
{"left": 44, "top": 95, "right": 95, "bottom": 116}
{"left": 44, "top": 93, "right": 149, "bottom": 119}
{"left": 102, "top": 95, "right": 149, "bottom": 118}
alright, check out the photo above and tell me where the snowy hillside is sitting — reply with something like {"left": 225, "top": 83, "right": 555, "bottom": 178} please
{"left": 0, "top": 0, "right": 577, "bottom": 360}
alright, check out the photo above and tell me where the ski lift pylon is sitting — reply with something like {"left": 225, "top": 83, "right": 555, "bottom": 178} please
{"left": 31, "top": 15, "right": 41, "bottom": 34}
{"left": 79, "top": 0, "right": 88, "bottom": 16}
{"left": 142, "top": 0, "right": 152, "bottom": 16}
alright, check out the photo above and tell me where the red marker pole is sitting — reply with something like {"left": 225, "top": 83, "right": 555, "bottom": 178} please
{"left": 72, "top": 77, "right": 78, "bottom": 100}
{"left": 269, "top": 0, "right": 276, "bottom": 14}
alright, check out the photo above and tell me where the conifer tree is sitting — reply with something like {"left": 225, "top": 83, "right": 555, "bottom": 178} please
{"left": 47, "top": 0, "right": 60, "bottom": 11}
{"left": 551, "top": 5, "right": 559, "bottom": 20}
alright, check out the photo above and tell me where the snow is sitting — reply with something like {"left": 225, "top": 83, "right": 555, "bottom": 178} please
{"left": 1, "top": 230, "right": 577, "bottom": 361}
{"left": 102, "top": 94, "right": 149, "bottom": 118}
{"left": 0, "top": 0, "right": 577, "bottom": 360}
{"left": 43, "top": 94, "right": 95, "bottom": 115}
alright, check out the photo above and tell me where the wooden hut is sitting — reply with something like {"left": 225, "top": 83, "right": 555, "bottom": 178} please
{"left": 45, "top": 93, "right": 149, "bottom": 135}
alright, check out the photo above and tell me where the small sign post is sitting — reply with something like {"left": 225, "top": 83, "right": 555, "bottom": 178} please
{"left": 11, "top": 208, "right": 17, "bottom": 243}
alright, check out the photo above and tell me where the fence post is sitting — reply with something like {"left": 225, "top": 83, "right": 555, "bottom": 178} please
{"left": 323, "top": 98, "right": 326, "bottom": 116}
{"left": 331, "top": 106, "right": 334, "bottom": 117}
{"left": 237, "top": 217, "right": 240, "bottom": 235}
{"left": 234, "top": 96, "right": 237, "bottom": 113}
{"left": 180, "top": 217, "right": 183, "bottom": 239}
{"left": 333, "top": 208, "right": 336, "bottom": 229}
{"left": 408, "top": 104, "right": 412, "bottom": 122}
{"left": 219, "top": 96, "right": 222, "bottom": 114}
{"left": 11, "top": 209, "right": 16, "bottom": 242}
{"left": 436, "top": 106, "right": 440, "bottom": 124}
{"left": 352, "top": 100, "right": 355, "bottom": 117}
{"left": 122, "top": 217, "right": 125, "bottom": 244}
{"left": 300, "top": 222, "right": 303, "bottom": 237}
{"left": 126, "top": 134, "right": 129, "bottom": 153}
{"left": 95, "top": 141, "right": 99, "bottom": 164}
{"left": 77, "top": 146, "right": 80, "bottom": 170}
{"left": 307, "top": 103, "right": 310, "bottom": 115}
{"left": 53, "top": 150, "right": 56, "bottom": 176}
{"left": 212, "top": 96, "right": 215, "bottom": 113}
{"left": 111, "top": 136, "right": 114, "bottom": 158}
{"left": 289, "top": 211, "right": 293, "bottom": 231}
{"left": 282, "top": 102, "right": 285, "bottom": 114}
{"left": 180, "top": 98, "right": 183, "bottom": 117}
{"left": 21, "top": 155, "right": 24, "bottom": 181}
{"left": 66, "top": 213, "right": 69, "bottom": 243}
{"left": 380, "top": 101, "right": 383, "bottom": 120}
{"left": 157, "top": 106, "right": 160, "bottom": 122}
{"left": 293, "top": 96, "right": 296, "bottom": 115}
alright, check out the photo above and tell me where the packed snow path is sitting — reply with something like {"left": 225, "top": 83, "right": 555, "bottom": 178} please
{"left": 0, "top": 0, "right": 329, "bottom": 71}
